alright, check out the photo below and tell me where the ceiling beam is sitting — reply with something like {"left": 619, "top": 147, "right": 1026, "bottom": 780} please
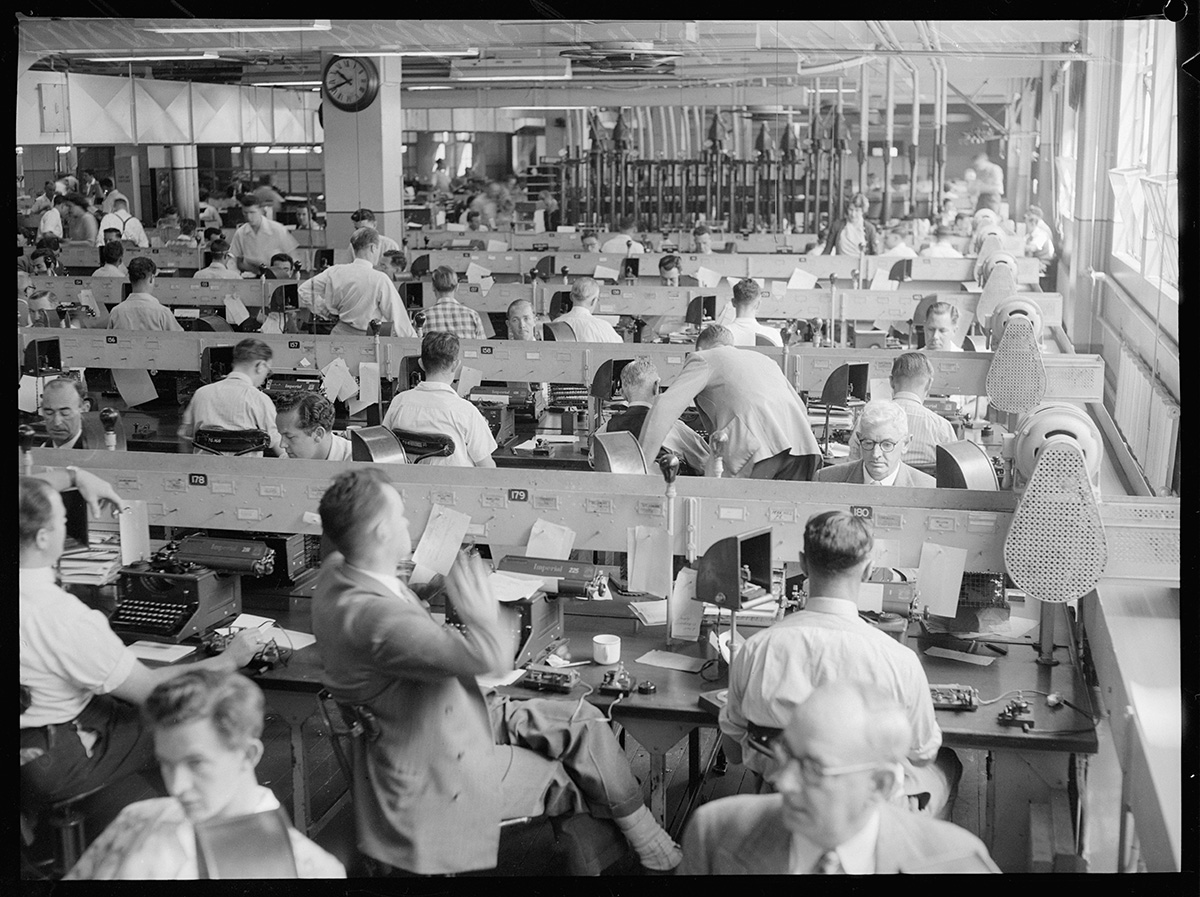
{"left": 402, "top": 84, "right": 811, "bottom": 109}
{"left": 946, "top": 79, "right": 1010, "bottom": 135}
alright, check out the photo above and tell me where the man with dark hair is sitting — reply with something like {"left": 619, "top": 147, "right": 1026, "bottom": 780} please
{"left": 848, "top": 354, "right": 957, "bottom": 475}
{"left": 922, "top": 301, "right": 961, "bottom": 352}
{"left": 197, "top": 188, "right": 223, "bottom": 232}
{"left": 92, "top": 240, "right": 127, "bottom": 277}
{"left": 817, "top": 401, "right": 936, "bottom": 487}
{"left": 98, "top": 177, "right": 128, "bottom": 216}
{"left": 98, "top": 198, "right": 148, "bottom": 248}
{"left": 505, "top": 298, "right": 539, "bottom": 341}
{"left": 724, "top": 278, "right": 782, "bottom": 347}
{"left": 229, "top": 196, "right": 299, "bottom": 275}
{"left": 65, "top": 670, "right": 344, "bottom": 879}
{"left": 311, "top": 468, "right": 681, "bottom": 874}
{"left": 21, "top": 478, "right": 261, "bottom": 838}
{"left": 252, "top": 174, "right": 284, "bottom": 219}
{"left": 202, "top": 226, "right": 223, "bottom": 244}
{"left": 37, "top": 193, "right": 65, "bottom": 240}
{"left": 580, "top": 232, "right": 599, "bottom": 253}
{"left": 275, "top": 392, "right": 353, "bottom": 461}
{"left": 719, "top": 510, "right": 958, "bottom": 817}
{"left": 553, "top": 277, "right": 622, "bottom": 343}
{"left": 64, "top": 193, "right": 99, "bottom": 243}
{"left": 421, "top": 265, "right": 486, "bottom": 339}
{"left": 348, "top": 208, "right": 401, "bottom": 256}
{"left": 39, "top": 377, "right": 91, "bottom": 449}
{"left": 178, "top": 338, "right": 283, "bottom": 456}
{"left": 298, "top": 227, "right": 415, "bottom": 337}
{"left": 465, "top": 210, "right": 488, "bottom": 233}
{"left": 600, "top": 215, "right": 644, "bottom": 254}
{"left": 641, "top": 325, "right": 821, "bottom": 480}
{"left": 30, "top": 247, "right": 62, "bottom": 276}
{"left": 658, "top": 254, "right": 683, "bottom": 287}
{"left": 192, "top": 238, "right": 241, "bottom": 280}
{"left": 685, "top": 682, "right": 995, "bottom": 874}
{"left": 692, "top": 224, "right": 713, "bottom": 255}
{"left": 381, "top": 332, "right": 497, "bottom": 467}
{"left": 107, "top": 257, "right": 182, "bottom": 331}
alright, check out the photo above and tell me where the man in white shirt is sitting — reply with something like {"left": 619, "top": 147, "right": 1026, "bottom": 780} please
{"left": 969, "top": 152, "right": 1004, "bottom": 213}
{"left": 20, "top": 476, "right": 260, "bottom": 831}
{"left": 684, "top": 681, "right": 995, "bottom": 874}
{"left": 718, "top": 511, "right": 957, "bottom": 816}
{"left": 879, "top": 228, "right": 918, "bottom": 259}
{"left": 348, "top": 208, "right": 401, "bottom": 258}
{"left": 98, "top": 177, "right": 128, "bottom": 215}
{"left": 107, "top": 257, "right": 183, "bottom": 332}
{"left": 724, "top": 278, "right": 783, "bottom": 347}
{"left": 229, "top": 197, "right": 300, "bottom": 276}
{"left": 197, "top": 189, "right": 223, "bottom": 232}
{"left": 191, "top": 239, "right": 243, "bottom": 280}
{"left": 97, "top": 198, "right": 149, "bottom": 248}
{"left": 600, "top": 216, "right": 645, "bottom": 255}
{"left": 553, "top": 277, "right": 623, "bottom": 343}
{"left": 37, "top": 194, "right": 65, "bottom": 239}
{"left": 920, "top": 302, "right": 985, "bottom": 417}
{"left": 299, "top": 228, "right": 415, "bottom": 337}
{"left": 849, "top": 354, "right": 957, "bottom": 475}
{"left": 91, "top": 240, "right": 129, "bottom": 278}
{"left": 381, "top": 332, "right": 497, "bottom": 467}
{"left": 275, "top": 392, "right": 353, "bottom": 462}
{"left": 598, "top": 357, "right": 710, "bottom": 475}
{"left": 179, "top": 337, "right": 284, "bottom": 456}
{"left": 66, "top": 669, "right": 344, "bottom": 880}
{"left": 691, "top": 224, "right": 714, "bottom": 254}
{"left": 919, "top": 226, "right": 964, "bottom": 258}
{"left": 1023, "top": 205, "right": 1055, "bottom": 273}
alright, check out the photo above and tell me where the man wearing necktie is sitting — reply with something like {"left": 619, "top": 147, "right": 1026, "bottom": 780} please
{"left": 679, "top": 682, "right": 998, "bottom": 874}
{"left": 816, "top": 401, "right": 936, "bottom": 488}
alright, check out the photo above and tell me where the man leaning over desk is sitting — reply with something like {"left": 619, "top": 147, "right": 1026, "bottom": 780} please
{"left": 297, "top": 227, "right": 416, "bottom": 337}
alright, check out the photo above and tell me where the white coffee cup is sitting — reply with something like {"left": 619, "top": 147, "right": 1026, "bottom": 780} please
{"left": 592, "top": 634, "right": 621, "bottom": 665}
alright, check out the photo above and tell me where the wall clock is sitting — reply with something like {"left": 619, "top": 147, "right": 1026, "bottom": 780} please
{"left": 322, "top": 55, "right": 380, "bottom": 112}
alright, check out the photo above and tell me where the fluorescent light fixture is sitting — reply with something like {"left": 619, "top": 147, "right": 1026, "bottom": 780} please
{"left": 84, "top": 53, "right": 220, "bottom": 62}
{"left": 405, "top": 85, "right": 453, "bottom": 91}
{"left": 450, "top": 58, "right": 571, "bottom": 82}
{"left": 142, "top": 20, "right": 331, "bottom": 33}
{"left": 338, "top": 49, "right": 478, "bottom": 57}
{"left": 249, "top": 80, "right": 321, "bottom": 87}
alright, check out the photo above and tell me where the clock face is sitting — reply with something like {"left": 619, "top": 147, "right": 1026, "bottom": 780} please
{"left": 322, "top": 56, "right": 380, "bottom": 112}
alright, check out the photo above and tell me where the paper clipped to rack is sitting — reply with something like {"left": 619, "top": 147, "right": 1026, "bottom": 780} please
{"left": 527, "top": 519, "right": 577, "bottom": 561}
{"left": 695, "top": 266, "right": 722, "bottom": 288}
{"left": 465, "top": 262, "right": 491, "bottom": 283}
{"left": 223, "top": 295, "right": 251, "bottom": 325}
{"left": 916, "top": 542, "right": 968, "bottom": 618}
{"left": 411, "top": 503, "right": 473, "bottom": 585}
{"left": 669, "top": 566, "right": 702, "bottom": 642}
{"left": 786, "top": 268, "right": 818, "bottom": 290}
{"left": 627, "top": 526, "right": 672, "bottom": 597}
{"left": 112, "top": 368, "right": 159, "bottom": 407}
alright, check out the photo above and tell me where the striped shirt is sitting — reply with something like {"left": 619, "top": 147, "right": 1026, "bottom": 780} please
{"left": 421, "top": 295, "right": 486, "bottom": 340}
{"left": 849, "top": 390, "right": 957, "bottom": 472}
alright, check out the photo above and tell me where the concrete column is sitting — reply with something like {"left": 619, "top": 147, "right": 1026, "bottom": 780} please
{"left": 321, "top": 55, "right": 404, "bottom": 250}
{"left": 1037, "top": 55, "right": 1057, "bottom": 214}
{"left": 169, "top": 144, "right": 198, "bottom": 220}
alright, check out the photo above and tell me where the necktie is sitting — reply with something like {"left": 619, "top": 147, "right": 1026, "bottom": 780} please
{"left": 815, "top": 850, "right": 844, "bottom": 874}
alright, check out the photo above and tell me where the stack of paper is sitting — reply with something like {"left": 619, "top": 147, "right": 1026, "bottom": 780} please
{"left": 629, "top": 599, "right": 669, "bottom": 626}
{"left": 58, "top": 545, "right": 124, "bottom": 586}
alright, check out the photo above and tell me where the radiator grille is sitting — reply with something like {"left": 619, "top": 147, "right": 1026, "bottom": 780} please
{"left": 1113, "top": 343, "right": 1180, "bottom": 495}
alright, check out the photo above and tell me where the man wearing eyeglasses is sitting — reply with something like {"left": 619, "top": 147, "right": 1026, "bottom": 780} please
{"left": 718, "top": 511, "right": 959, "bottom": 820}
{"left": 816, "top": 401, "right": 935, "bottom": 487}
{"left": 685, "top": 681, "right": 996, "bottom": 874}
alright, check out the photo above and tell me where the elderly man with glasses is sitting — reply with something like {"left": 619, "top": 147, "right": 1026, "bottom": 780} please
{"left": 816, "top": 401, "right": 936, "bottom": 488}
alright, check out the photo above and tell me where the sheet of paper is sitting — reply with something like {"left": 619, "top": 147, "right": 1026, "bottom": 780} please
{"left": 111, "top": 368, "right": 159, "bottom": 406}
{"left": 857, "top": 582, "right": 885, "bottom": 613}
{"left": 527, "top": 519, "right": 577, "bottom": 561}
{"left": 456, "top": 365, "right": 484, "bottom": 398}
{"left": 229, "top": 613, "right": 276, "bottom": 630}
{"left": 348, "top": 361, "right": 380, "bottom": 415}
{"left": 870, "top": 269, "right": 898, "bottom": 291}
{"left": 669, "top": 566, "right": 702, "bottom": 642}
{"left": 917, "top": 542, "right": 969, "bottom": 618}
{"left": 486, "top": 239, "right": 509, "bottom": 252}
{"left": 129, "top": 641, "right": 197, "bottom": 663}
{"left": 223, "top": 295, "right": 250, "bottom": 325}
{"left": 479, "top": 275, "right": 495, "bottom": 295}
{"left": 695, "top": 266, "right": 721, "bottom": 288}
{"left": 259, "top": 315, "right": 283, "bottom": 334}
{"left": 869, "top": 378, "right": 893, "bottom": 401}
{"left": 320, "top": 357, "right": 357, "bottom": 403}
{"left": 627, "top": 526, "right": 672, "bottom": 597}
{"left": 532, "top": 210, "right": 546, "bottom": 233}
{"left": 477, "top": 669, "right": 525, "bottom": 689}
{"left": 465, "top": 262, "right": 491, "bottom": 283}
{"left": 118, "top": 500, "right": 151, "bottom": 564}
{"left": 488, "top": 571, "right": 544, "bottom": 603}
{"left": 410, "top": 504, "right": 473, "bottom": 584}
{"left": 593, "top": 264, "right": 620, "bottom": 281}
{"left": 634, "top": 649, "right": 708, "bottom": 673}
{"left": 960, "top": 281, "right": 984, "bottom": 293}
{"left": 275, "top": 627, "right": 316, "bottom": 651}
{"left": 787, "top": 267, "right": 818, "bottom": 290}
{"left": 556, "top": 225, "right": 576, "bottom": 233}
{"left": 923, "top": 646, "right": 995, "bottom": 666}
{"left": 445, "top": 222, "right": 467, "bottom": 232}
{"left": 629, "top": 599, "right": 669, "bottom": 626}
{"left": 19, "top": 375, "right": 39, "bottom": 413}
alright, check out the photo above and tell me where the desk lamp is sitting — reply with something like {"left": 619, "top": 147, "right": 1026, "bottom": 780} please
{"left": 100, "top": 408, "right": 120, "bottom": 451}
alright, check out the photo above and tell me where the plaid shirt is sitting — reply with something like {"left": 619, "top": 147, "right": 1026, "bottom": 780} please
{"left": 421, "top": 296, "right": 486, "bottom": 339}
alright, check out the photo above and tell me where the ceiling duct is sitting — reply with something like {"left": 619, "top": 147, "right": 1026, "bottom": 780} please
{"left": 560, "top": 41, "right": 680, "bottom": 73}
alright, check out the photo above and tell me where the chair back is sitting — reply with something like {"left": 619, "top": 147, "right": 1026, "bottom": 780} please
{"left": 542, "top": 320, "right": 576, "bottom": 341}
{"left": 349, "top": 426, "right": 407, "bottom": 463}
{"left": 193, "top": 427, "right": 270, "bottom": 456}
{"left": 590, "top": 431, "right": 648, "bottom": 474}
{"left": 390, "top": 428, "right": 455, "bottom": 463}
{"left": 754, "top": 333, "right": 776, "bottom": 347}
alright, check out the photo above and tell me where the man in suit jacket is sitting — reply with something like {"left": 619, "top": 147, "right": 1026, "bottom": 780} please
{"left": 639, "top": 325, "right": 822, "bottom": 480}
{"left": 817, "top": 400, "right": 937, "bottom": 487}
{"left": 683, "top": 681, "right": 997, "bottom": 874}
{"left": 311, "top": 469, "right": 681, "bottom": 875}
{"left": 39, "top": 377, "right": 91, "bottom": 450}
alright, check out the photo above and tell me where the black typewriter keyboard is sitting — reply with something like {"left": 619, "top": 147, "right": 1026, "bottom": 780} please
{"left": 110, "top": 599, "right": 198, "bottom": 636}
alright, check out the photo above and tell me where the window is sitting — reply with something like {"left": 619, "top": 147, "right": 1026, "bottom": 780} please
{"left": 1109, "top": 20, "right": 1178, "bottom": 294}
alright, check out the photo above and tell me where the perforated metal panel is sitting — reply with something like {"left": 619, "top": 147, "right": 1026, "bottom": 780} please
{"left": 1004, "top": 441, "right": 1108, "bottom": 603}
{"left": 1044, "top": 359, "right": 1106, "bottom": 400}
{"left": 986, "top": 317, "right": 1047, "bottom": 413}
{"left": 1100, "top": 499, "right": 1180, "bottom": 583}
